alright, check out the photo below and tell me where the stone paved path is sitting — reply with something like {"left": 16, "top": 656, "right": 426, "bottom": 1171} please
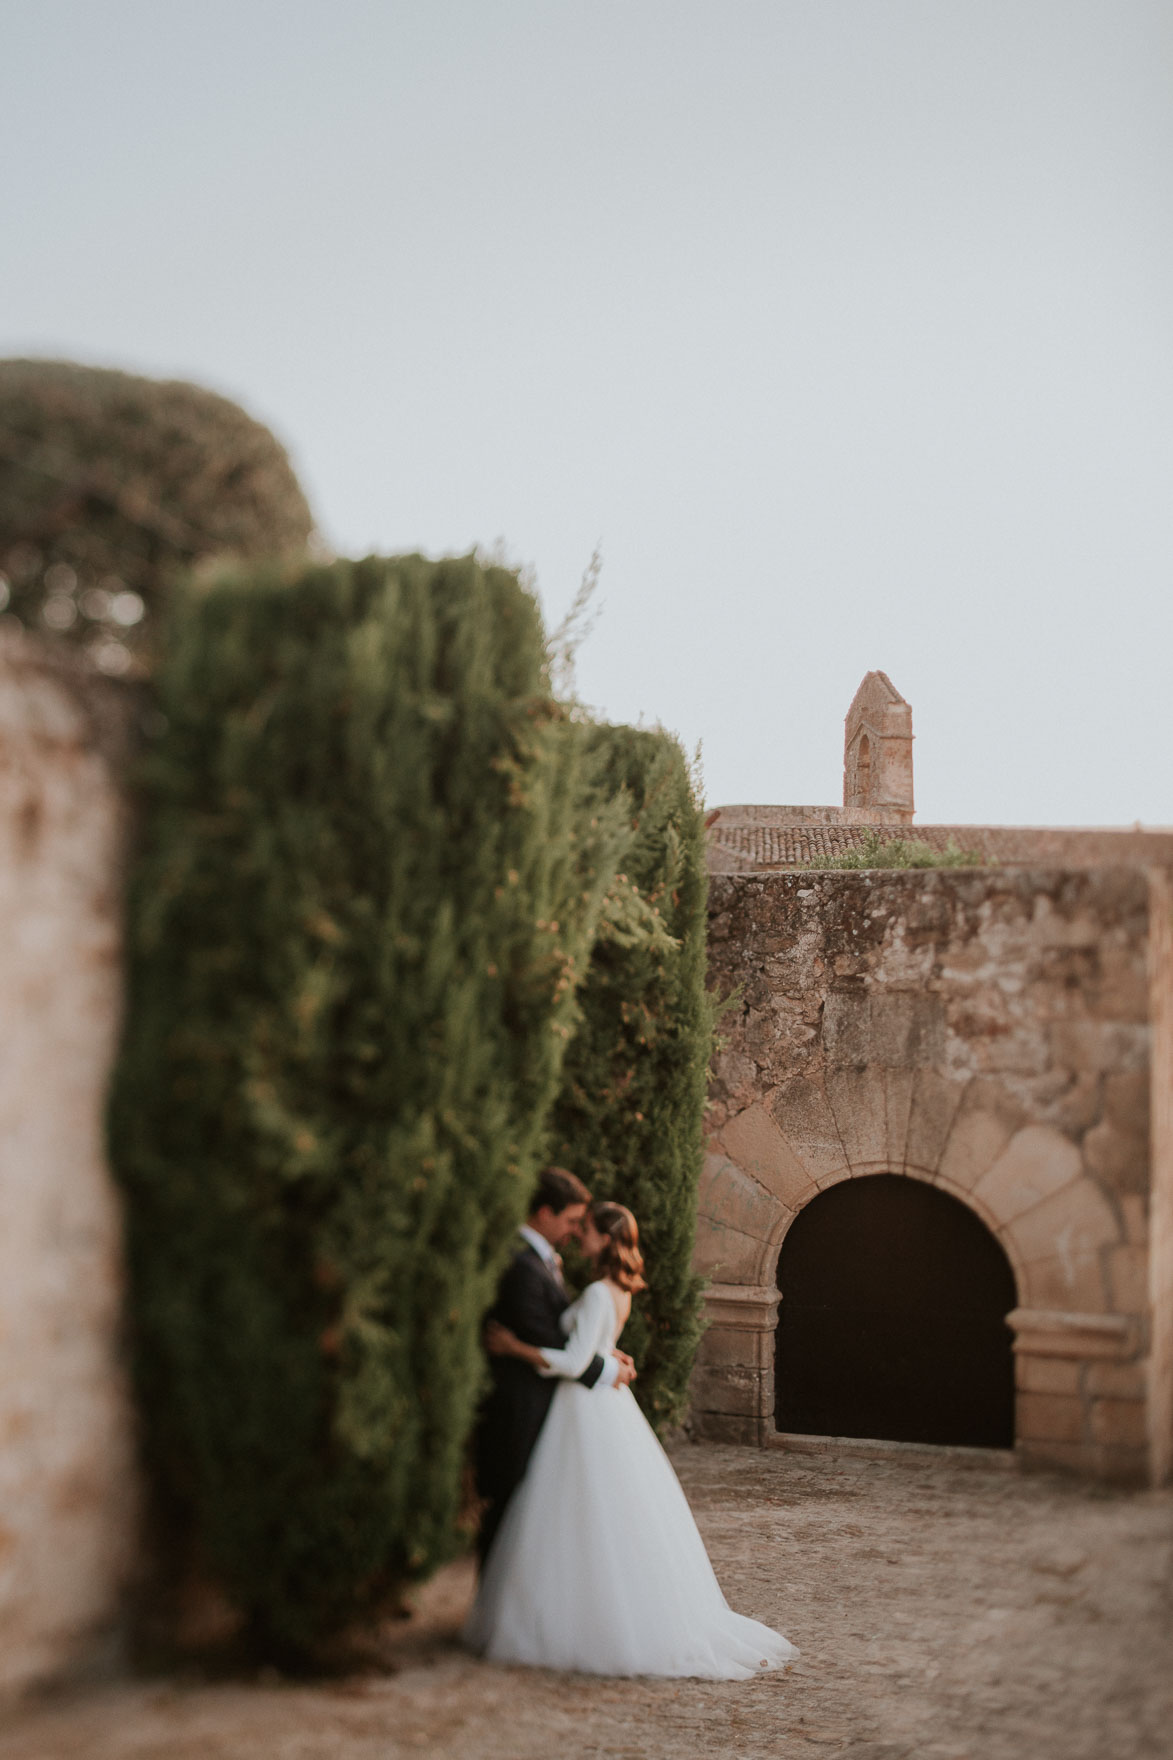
{"left": 2, "top": 1442, "right": 1170, "bottom": 1760}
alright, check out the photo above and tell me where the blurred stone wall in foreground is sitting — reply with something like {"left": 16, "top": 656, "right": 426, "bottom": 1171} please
{"left": 0, "top": 630, "right": 137, "bottom": 1698}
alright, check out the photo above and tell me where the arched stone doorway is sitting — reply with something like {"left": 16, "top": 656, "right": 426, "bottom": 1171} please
{"left": 775, "top": 1174, "right": 1017, "bottom": 1448}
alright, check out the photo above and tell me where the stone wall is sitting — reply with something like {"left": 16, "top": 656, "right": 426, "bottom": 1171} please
{"left": 706, "top": 816, "right": 1173, "bottom": 875}
{"left": 1147, "top": 868, "right": 1173, "bottom": 1484}
{"left": 693, "top": 866, "right": 1172, "bottom": 1483}
{"left": 0, "top": 632, "right": 138, "bottom": 1697}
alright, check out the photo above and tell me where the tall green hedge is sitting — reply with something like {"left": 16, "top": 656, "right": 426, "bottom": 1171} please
{"left": 110, "top": 553, "right": 627, "bottom": 1654}
{"left": 548, "top": 725, "right": 713, "bottom": 1430}
{"left": 0, "top": 359, "right": 315, "bottom": 673}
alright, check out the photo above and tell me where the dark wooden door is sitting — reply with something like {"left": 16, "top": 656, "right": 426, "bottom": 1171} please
{"left": 775, "top": 1174, "right": 1016, "bottom": 1447}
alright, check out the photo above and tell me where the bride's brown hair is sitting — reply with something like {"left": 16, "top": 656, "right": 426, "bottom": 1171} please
{"left": 591, "top": 1201, "right": 647, "bottom": 1293}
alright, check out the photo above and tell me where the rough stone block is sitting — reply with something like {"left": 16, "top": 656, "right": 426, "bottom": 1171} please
{"left": 1049, "top": 1021, "right": 1150, "bottom": 1075}
{"left": 769, "top": 1074, "right": 849, "bottom": 1186}
{"left": 1016, "top": 1391, "right": 1086, "bottom": 1445}
{"left": 1102, "top": 1070, "right": 1150, "bottom": 1139}
{"left": 826, "top": 1065, "right": 890, "bottom": 1170}
{"left": 1081, "top": 1120, "right": 1148, "bottom": 1195}
{"left": 973, "top": 1125, "right": 1083, "bottom": 1227}
{"left": 695, "top": 1326, "right": 773, "bottom": 1371}
{"left": 1106, "top": 1243, "right": 1150, "bottom": 1314}
{"left": 823, "top": 990, "right": 945, "bottom": 1069}
{"left": 1089, "top": 1397, "right": 1147, "bottom": 1449}
{"left": 1120, "top": 1194, "right": 1148, "bottom": 1248}
{"left": 1015, "top": 1355, "right": 1082, "bottom": 1396}
{"left": 970, "top": 1024, "right": 1052, "bottom": 1079}
{"left": 688, "top": 1365, "right": 768, "bottom": 1419}
{"left": 1085, "top": 1360, "right": 1148, "bottom": 1399}
{"left": 937, "top": 1079, "right": 1024, "bottom": 1194}
{"left": 690, "top": 1410, "right": 764, "bottom": 1446}
{"left": 1019, "top": 1252, "right": 1108, "bottom": 1314}
{"left": 904, "top": 1069, "right": 968, "bottom": 1173}
{"left": 1031, "top": 896, "right": 1102, "bottom": 950}
{"left": 1087, "top": 946, "right": 1151, "bottom": 1021}
{"left": 710, "top": 1048, "right": 760, "bottom": 1107}
{"left": 697, "top": 1153, "right": 783, "bottom": 1242}
{"left": 883, "top": 1067, "right": 916, "bottom": 1168}
{"left": 692, "top": 1215, "right": 767, "bottom": 1284}
{"left": 994, "top": 1071, "right": 1099, "bottom": 1140}
{"left": 717, "top": 1105, "right": 817, "bottom": 1210}
{"left": 1007, "top": 1178, "right": 1120, "bottom": 1269}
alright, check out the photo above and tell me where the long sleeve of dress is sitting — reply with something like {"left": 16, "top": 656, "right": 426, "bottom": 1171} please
{"left": 537, "top": 1282, "right": 613, "bottom": 1381}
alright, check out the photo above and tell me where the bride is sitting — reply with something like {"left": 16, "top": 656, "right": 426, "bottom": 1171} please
{"left": 463, "top": 1201, "right": 798, "bottom": 1679}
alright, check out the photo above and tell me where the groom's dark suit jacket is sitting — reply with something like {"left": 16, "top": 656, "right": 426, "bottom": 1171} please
{"left": 473, "top": 1239, "right": 606, "bottom": 1563}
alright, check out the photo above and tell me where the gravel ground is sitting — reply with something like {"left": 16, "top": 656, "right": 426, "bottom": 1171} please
{"left": 3, "top": 1440, "right": 1170, "bottom": 1760}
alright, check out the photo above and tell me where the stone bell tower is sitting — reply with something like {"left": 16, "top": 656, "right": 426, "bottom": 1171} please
{"left": 843, "top": 671, "right": 914, "bottom": 824}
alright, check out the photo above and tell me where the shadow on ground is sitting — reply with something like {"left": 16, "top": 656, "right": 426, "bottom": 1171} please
{"left": 1, "top": 1442, "right": 1170, "bottom": 1760}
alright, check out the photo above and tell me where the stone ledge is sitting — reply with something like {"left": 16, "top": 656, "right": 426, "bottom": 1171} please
{"left": 1007, "top": 1307, "right": 1139, "bottom": 1360}
{"left": 702, "top": 1283, "right": 781, "bottom": 1331}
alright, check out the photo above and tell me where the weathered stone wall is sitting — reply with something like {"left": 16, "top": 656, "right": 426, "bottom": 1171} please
{"left": 0, "top": 632, "right": 137, "bottom": 1697}
{"left": 1147, "top": 867, "right": 1173, "bottom": 1484}
{"left": 692, "top": 866, "right": 1171, "bottom": 1483}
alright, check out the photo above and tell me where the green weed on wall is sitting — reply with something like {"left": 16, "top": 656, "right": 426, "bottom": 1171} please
{"left": 110, "top": 554, "right": 627, "bottom": 1655}
{"left": 807, "top": 830, "right": 983, "bottom": 869}
{"left": 549, "top": 725, "right": 713, "bottom": 1431}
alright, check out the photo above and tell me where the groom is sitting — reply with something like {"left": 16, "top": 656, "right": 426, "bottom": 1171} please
{"left": 473, "top": 1165, "right": 636, "bottom": 1564}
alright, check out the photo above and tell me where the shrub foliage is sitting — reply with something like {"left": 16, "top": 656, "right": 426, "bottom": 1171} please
{"left": 548, "top": 725, "right": 712, "bottom": 1431}
{"left": 0, "top": 359, "right": 314, "bottom": 673}
{"left": 110, "top": 554, "right": 626, "bottom": 1653}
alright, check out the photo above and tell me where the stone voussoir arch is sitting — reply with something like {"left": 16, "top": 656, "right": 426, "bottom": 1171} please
{"left": 695, "top": 1065, "right": 1130, "bottom": 1448}
{"left": 701, "top": 1067, "right": 1123, "bottom": 1300}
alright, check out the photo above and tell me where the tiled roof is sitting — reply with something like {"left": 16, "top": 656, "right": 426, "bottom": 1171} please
{"left": 706, "top": 819, "right": 1173, "bottom": 874}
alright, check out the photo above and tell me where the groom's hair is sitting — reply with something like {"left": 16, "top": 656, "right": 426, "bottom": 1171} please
{"left": 530, "top": 1165, "right": 591, "bottom": 1215}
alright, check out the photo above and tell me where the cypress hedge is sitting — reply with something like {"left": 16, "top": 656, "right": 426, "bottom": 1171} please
{"left": 548, "top": 724, "right": 712, "bottom": 1430}
{"left": 0, "top": 359, "right": 315, "bottom": 674}
{"left": 110, "top": 553, "right": 627, "bottom": 1654}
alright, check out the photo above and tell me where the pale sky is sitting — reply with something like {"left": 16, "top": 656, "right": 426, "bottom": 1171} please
{"left": 3, "top": 1, "right": 1171, "bottom": 824}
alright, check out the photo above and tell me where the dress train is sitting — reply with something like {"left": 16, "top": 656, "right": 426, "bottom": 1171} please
{"left": 464, "top": 1281, "right": 798, "bottom": 1679}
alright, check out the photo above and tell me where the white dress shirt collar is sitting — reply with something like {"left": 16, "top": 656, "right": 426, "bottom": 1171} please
{"left": 518, "top": 1223, "right": 557, "bottom": 1267}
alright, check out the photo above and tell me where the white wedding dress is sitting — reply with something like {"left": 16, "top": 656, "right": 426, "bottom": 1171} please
{"left": 464, "top": 1279, "right": 798, "bottom": 1678}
